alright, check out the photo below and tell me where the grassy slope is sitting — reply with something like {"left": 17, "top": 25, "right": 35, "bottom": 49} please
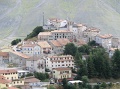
{"left": 0, "top": 0, "right": 120, "bottom": 45}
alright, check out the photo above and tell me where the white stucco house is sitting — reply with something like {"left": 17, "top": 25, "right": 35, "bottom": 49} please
{"left": 26, "top": 56, "right": 45, "bottom": 73}
{"left": 45, "top": 55, "right": 74, "bottom": 71}
{"left": 95, "top": 34, "right": 113, "bottom": 50}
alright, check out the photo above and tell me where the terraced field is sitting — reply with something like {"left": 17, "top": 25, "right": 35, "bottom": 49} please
{"left": 0, "top": 0, "right": 120, "bottom": 46}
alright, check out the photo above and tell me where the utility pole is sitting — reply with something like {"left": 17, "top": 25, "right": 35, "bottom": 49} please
{"left": 43, "top": 12, "right": 44, "bottom": 26}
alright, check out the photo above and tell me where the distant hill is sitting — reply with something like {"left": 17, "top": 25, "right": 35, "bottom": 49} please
{"left": 0, "top": 0, "right": 120, "bottom": 45}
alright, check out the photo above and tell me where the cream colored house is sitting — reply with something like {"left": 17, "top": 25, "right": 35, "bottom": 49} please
{"left": 21, "top": 43, "right": 41, "bottom": 56}
{"left": 83, "top": 27, "right": 100, "bottom": 42}
{"left": 45, "top": 55, "right": 74, "bottom": 70}
{"left": 38, "top": 32, "right": 53, "bottom": 41}
{"left": 52, "top": 68, "right": 72, "bottom": 79}
{"left": 95, "top": 34, "right": 113, "bottom": 50}
{"left": 38, "top": 30, "right": 73, "bottom": 41}
{"left": 0, "top": 75, "right": 12, "bottom": 88}
{"left": 12, "top": 79, "right": 24, "bottom": 86}
{"left": 38, "top": 41, "right": 52, "bottom": 54}
{"left": 0, "top": 69, "right": 18, "bottom": 80}
{"left": 0, "top": 69, "right": 24, "bottom": 87}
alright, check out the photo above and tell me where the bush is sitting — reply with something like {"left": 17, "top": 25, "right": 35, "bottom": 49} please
{"left": 25, "top": 26, "right": 44, "bottom": 40}
{"left": 11, "top": 39, "right": 21, "bottom": 45}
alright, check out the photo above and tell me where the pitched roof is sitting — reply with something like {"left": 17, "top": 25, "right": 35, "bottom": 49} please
{"left": 51, "top": 30, "right": 72, "bottom": 33}
{"left": 0, "top": 52, "right": 9, "bottom": 56}
{"left": 38, "top": 32, "right": 51, "bottom": 36}
{"left": 24, "top": 76, "right": 40, "bottom": 83}
{"left": 27, "top": 56, "right": 42, "bottom": 61}
{"left": 0, "top": 79, "right": 11, "bottom": 84}
{"left": 85, "top": 27, "right": 100, "bottom": 32}
{"left": 8, "top": 87, "right": 19, "bottom": 89}
{"left": 57, "top": 38, "right": 70, "bottom": 46}
{"left": 50, "top": 40, "right": 61, "bottom": 47}
{"left": 53, "top": 67, "right": 71, "bottom": 71}
{"left": 50, "top": 38, "right": 70, "bottom": 47}
{"left": 97, "top": 34, "right": 112, "bottom": 39}
{"left": 22, "top": 44, "right": 36, "bottom": 47}
{"left": 38, "top": 41, "right": 51, "bottom": 48}
{"left": 0, "top": 69, "right": 17, "bottom": 74}
{"left": 10, "top": 51, "right": 30, "bottom": 59}
{"left": 49, "top": 55, "right": 73, "bottom": 58}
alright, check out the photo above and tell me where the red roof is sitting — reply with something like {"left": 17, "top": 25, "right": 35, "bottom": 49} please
{"left": 0, "top": 69, "right": 17, "bottom": 74}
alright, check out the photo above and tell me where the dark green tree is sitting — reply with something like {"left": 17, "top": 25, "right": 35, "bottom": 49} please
{"left": 74, "top": 50, "right": 82, "bottom": 67}
{"left": 11, "top": 38, "right": 21, "bottom": 45}
{"left": 62, "top": 78, "right": 68, "bottom": 88}
{"left": 81, "top": 76, "right": 89, "bottom": 88}
{"left": 77, "top": 60, "right": 88, "bottom": 79}
{"left": 25, "top": 26, "right": 44, "bottom": 40}
{"left": 112, "top": 49, "right": 120, "bottom": 78}
{"left": 78, "top": 45, "right": 91, "bottom": 54}
{"left": 34, "top": 72, "right": 46, "bottom": 80}
{"left": 64, "top": 43, "right": 77, "bottom": 56}
{"left": 21, "top": 73, "right": 33, "bottom": 78}
{"left": 87, "top": 53, "right": 95, "bottom": 78}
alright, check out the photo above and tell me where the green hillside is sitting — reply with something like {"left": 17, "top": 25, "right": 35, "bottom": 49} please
{"left": 0, "top": 0, "right": 120, "bottom": 45}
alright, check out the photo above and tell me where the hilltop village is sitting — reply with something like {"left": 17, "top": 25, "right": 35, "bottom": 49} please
{"left": 0, "top": 18, "right": 120, "bottom": 89}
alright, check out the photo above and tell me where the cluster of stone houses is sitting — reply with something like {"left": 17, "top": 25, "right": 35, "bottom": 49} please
{"left": 0, "top": 18, "right": 120, "bottom": 88}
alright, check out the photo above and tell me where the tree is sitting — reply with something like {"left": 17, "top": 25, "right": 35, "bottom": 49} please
{"left": 100, "top": 82, "right": 107, "bottom": 89}
{"left": 11, "top": 38, "right": 21, "bottom": 45}
{"left": 64, "top": 43, "right": 77, "bottom": 56}
{"left": 74, "top": 50, "right": 82, "bottom": 67}
{"left": 92, "top": 48, "right": 112, "bottom": 79}
{"left": 25, "top": 26, "right": 44, "bottom": 40}
{"left": 81, "top": 76, "right": 89, "bottom": 88}
{"left": 21, "top": 73, "right": 33, "bottom": 78}
{"left": 77, "top": 60, "right": 88, "bottom": 79}
{"left": 87, "top": 53, "right": 95, "bottom": 78}
{"left": 62, "top": 78, "right": 67, "bottom": 87}
{"left": 112, "top": 49, "right": 120, "bottom": 78}
{"left": 34, "top": 72, "right": 46, "bottom": 80}
{"left": 88, "top": 40, "right": 97, "bottom": 46}
{"left": 78, "top": 45, "right": 91, "bottom": 54}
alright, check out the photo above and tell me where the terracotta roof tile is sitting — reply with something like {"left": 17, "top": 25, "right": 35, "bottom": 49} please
{"left": 10, "top": 51, "right": 30, "bottom": 59}
{"left": 8, "top": 87, "right": 19, "bottom": 89}
{"left": 0, "top": 69, "right": 17, "bottom": 74}
{"left": 53, "top": 67, "right": 71, "bottom": 71}
{"left": 38, "top": 32, "right": 51, "bottom": 36}
{"left": 51, "top": 30, "right": 72, "bottom": 33}
{"left": 38, "top": 41, "right": 51, "bottom": 48}
{"left": 97, "top": 34, "right": 112, "bottom": 39}
{"left": 50, "top": 40, "right": 61, "bottom": 47}
{"left": 0, "top": 52, "right": 9, "bottom": 56}
{"left": 24, "top": 76, "right": 40, "bottom": 83}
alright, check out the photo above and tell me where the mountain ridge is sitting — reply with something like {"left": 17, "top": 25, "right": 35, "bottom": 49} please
{"left": 0, "top": 0, "right": 120, "bottom": 45}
